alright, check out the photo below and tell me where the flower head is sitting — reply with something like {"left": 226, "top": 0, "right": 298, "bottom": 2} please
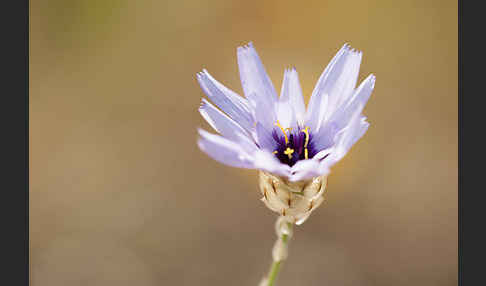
{"left": 197, "top": 42, "right": 375, "bottom": 182}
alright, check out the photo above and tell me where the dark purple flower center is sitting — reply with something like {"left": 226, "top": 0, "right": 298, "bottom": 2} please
{"left": 272, "top": 125, "right": 318, "bottom": 167}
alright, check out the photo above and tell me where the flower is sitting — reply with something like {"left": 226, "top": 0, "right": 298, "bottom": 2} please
{"left": 197, "top": 42, "right": 375, "bottom": 183}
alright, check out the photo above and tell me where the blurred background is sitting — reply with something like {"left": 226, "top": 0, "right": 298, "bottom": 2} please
{"left": 30, "top": 0, "right": 457, "bottom": 285}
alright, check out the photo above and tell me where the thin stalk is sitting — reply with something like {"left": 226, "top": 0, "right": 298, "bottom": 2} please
{"left": 265, "top": 222, "right": 293, "bottom": 286}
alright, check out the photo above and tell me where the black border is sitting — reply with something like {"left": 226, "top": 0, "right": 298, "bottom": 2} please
{"left": 1, "top": 0, "right": 29, "bottom": 284}
{"left": 459, "top": 0, "right": 485, "bottom": 284}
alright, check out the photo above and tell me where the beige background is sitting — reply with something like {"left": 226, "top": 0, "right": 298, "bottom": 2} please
{"left": 30, "top": 0, "right": 457, "bottom": 285}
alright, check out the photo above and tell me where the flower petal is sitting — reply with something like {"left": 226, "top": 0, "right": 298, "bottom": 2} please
{"left": 311, "top": 74, "right": 374, "bottom": 152}
{"left": 288, "top": 146, "right": 334, "bottom": 182}
{"left": 237, "top": 42, "right": 278, "bottom": 110}
{"left": 325, "top": 74, "right": 375, "bottom": 132}
{"left": 306, "top": 44, "right": 362, "bottom": 132}
{"left": 319, "top": 105, "right": 369, "bottom": 169}
{"left": 199, "top": 98, "right": 256, "bottom": 150}
{"left": 289, "top": 159, "right": 324, "bottom": 182}
{"left": 276, "top": 69, "right": 295, "bottom": 128}
{"left": 308, "top": 121, "right": 339, "bottom": 153}
{"left": 277, "top": 68, "right": 305, "bottom": 128}
{"left": 253, "top": 150, "right": 291, "bottom": 178}
{"left": 350, "top": 116, "right": 370, "bottom": 147}
{"left": 305, "top": 44, "right": 347, "bottom": 131}
{"left": 313, "top": 147, "right": 333, "bottom": 160}
{"left": 253, "top": 90, "right": 277, "bottom": 132}
{"left": 286, "top": 68, "right": 306, "bottom": 125}
{"left": 326, "top": 49, "right": 362, "bottom": 118}
{"left": 197, "top": 129, "right": 255, "bottom": 168}
{"left": 256, "top": 122, "right": 277, "bottom": 151}
{"left": 197, "top": 69, "right": 254, "bottom": 132}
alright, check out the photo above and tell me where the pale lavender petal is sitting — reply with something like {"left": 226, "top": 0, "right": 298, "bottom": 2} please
{"left": 287, "top": 68, "right": 306, "bottom": 125}
{"left": 305, "top": 44, "right": 362, "bottom": 132}
{"left": 305, "top": 44, "right": 347, "bottom": 131}
{"left": 199, "top": 98, "right": 247, "bottom": 138}
{"left": 325, "top": 74, "right": 375, "bottom": 132}
{"left": 237, "top": 42, "right": 278, "bottom": 110}
{"left": 309, "top": 121, "right": 339, "bottom": 153}
{"left": 197, "top": 129, "right": 254, "bottom": 168}
{"left": 199, "top": 98, "right": 256, "bottom": 151}
{"left": 311, "top": 74, "right": 374, "bottom": 152}
{"left": 276, "top": 68, "right": 295, "bottom": 128}
{"left": 276, "top": 68, "right": 305, "bottom": 128}
{"left": 197, "top": 70, "right": 254, "bottom": 132}
{"left": 289, "top": 159, "right": 323, "bottom": 182}
{"left": 313, "top": 147, "right": 333, "bottom": 160}
{"left": 320, "top": 106, "right": 369, "bottom": 169}
{"left": 343, "top": 74, "right": 376, "bottom": 111}
{"left": 345, "top": 116, "right": 370, "bottom": 150}
{"left": 306, "top": 93, "right": 328, "bottom": 135}
{"left": 288, "top": 146, "right": 334, "bottom": 181}
{"left": 253, "top": 90, "right": 277, "bottom": 131}
{"left": 253, "top": 150, "right": 291, "bottom": 178}
{"left": 256, "top": 122, "right": 276, "bottom": 151}
{"left": 325, "top": 50, "right": 362, "bottom": 119}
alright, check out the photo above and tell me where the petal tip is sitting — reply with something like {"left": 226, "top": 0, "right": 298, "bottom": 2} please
{"left": 368, "top": 74, "right": 376, "bottom": 88}
{"left": 197, "top": 128, "right": 210, "bottom": 137}
{"left": 237, "top": 41, "right": 254, "bottom": 52}
{"left": 198, "top": 98, "right": 208, "bottom": 109}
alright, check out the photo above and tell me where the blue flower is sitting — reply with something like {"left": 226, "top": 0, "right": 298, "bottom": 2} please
{"left": 197, "top": 42, "right": 375, "bottom": 182}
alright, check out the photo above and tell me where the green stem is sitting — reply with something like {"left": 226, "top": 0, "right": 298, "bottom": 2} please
{"left": 266, "top": 223, "right": 292, "bottom": 286}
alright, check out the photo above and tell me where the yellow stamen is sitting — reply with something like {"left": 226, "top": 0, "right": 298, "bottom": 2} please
{"left": 273, "top": 150, "right": 278, "bottom": 154}
{"left": 301, "top": 126, "right": 310, "bottom": 159}
{"left": 274, "top": 121, "right": 289, "bottom": 144}
{"left": 301, "top": 126, "right": 310, "bottom": 147}
{"left": 284, "top": 147, "right": 294, "bottom": 159}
